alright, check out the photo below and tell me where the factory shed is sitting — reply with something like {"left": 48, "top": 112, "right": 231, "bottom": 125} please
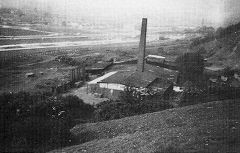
{"left": 146, "top": 55, "right": 178, "bottom": 70}
{"left": 99, "top": 71, "right": 157, "bottom": 87}
{"left": 87, "top": 69, "right": 174, "bottom": 100}
{"left": 146, "top": 55, "right": 165, "bottom": 64}
{"left": 119, "top": 71, "right": 158, "bottom": 88}
{"left": 86, "top": 18, "right": 177, "bottom": 100}
{"left": 143, "top": 64, "right": 179, "bottom": 84}
{"left": 87, "top": 71, "right": 133, "bottom": 100}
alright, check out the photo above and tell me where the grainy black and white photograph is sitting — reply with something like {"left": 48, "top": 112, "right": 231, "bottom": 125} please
{"left": 0, "top": 0, "right": 240, "bottom": 152}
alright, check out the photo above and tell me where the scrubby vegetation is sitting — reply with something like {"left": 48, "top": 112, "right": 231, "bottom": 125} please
{"left": 175, "top": 52, "right": 205, "bottom": 84}
{"left": 0, "top": 89, "right": 174, "bottom": 151}
{"left": 0, "top": 91, "right": 94, "bottom": 152}
{"left": 215, "top": 21, "right": 240, "bottom": 38}
{"left": 55, "top": 54, "right": 105, "bottom": 67}
{"left": 190, "top": 34, "right": 215, "bottom": 48}
{"left": 94, "top": 87, "right": 173, "bottom": 122}
{"left": 0, "top": 51, "right": 44, "bottom": 69}
{"left": 179, "top": 81, "right": 208, "bottom": 106}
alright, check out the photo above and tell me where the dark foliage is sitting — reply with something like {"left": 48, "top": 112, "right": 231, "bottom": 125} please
{"left": 94, "top": 87, "right": 173, "bottom": 122}
{"left": 175, "top": 52, "right": 204, "bottom": 84}
{"left": 190, "top": 35, "right": 215, "bottom": 48}
{"left": 55, "top": 55, "right": 79, "bottom": 66}
{"left": 179, "top": 77, "right": 240, "bottom": 106}
{"left": 55, "top": 54, "right": 105, "bottom": 68}
{"left": 179, "top": 82, "right": 208, "bottom": 106}
{"left": 0, "top": 92, "right": 94, "bottom": 152}
{"left": 215, "top": 22, "right": 240, "bottom": 38}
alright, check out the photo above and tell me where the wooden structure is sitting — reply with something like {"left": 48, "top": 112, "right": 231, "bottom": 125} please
{"left": 69, "top": 66, "right": 86, "bottom": 82}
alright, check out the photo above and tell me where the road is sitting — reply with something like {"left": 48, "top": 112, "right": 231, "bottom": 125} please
{"left": 0, "top": 39, "right": 139, "bottom": 52}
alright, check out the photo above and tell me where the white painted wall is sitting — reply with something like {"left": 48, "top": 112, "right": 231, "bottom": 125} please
{"left": 99, "top": 83, "right": 125, "bottom": 91}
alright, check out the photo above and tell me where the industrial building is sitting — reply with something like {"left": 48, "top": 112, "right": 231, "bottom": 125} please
{"left": 87, "top": 18, "right": 179, "bottom": 100}
{"left": 87, "top": 67, "right": 176, "bottom": 100}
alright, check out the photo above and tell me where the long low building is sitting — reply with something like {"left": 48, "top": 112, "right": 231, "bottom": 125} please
{"left": 87, "top": 71, "right": 132, "bottom": 100}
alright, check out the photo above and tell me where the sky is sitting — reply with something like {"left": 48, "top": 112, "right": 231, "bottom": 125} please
{"left": 1, "top": 0, "right": 240, "bottom": 27}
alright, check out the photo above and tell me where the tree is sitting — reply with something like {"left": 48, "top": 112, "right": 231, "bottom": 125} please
{"left": 0, "top": 92, "right": 94, "bottom": 152}
{"left": 175, "top": 52, "right": 204, "bottom": 84}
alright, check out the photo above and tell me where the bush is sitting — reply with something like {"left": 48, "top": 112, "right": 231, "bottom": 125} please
{"left": 22, "top": 117, "right": 52, "bottom": 147}
{"left": 0, "top": 92, "right": 94, "bottom": 152}
{"left": 175, "top": 52, "right": 204, "bottom": 84}
{"left": 215, "top": 22, "right": 240, "bottom": 38}
{"left": 60, "top": 95, "right": 95, "bottom": 119}
{"left": 94, "top": 88, "right": 173, "bottom": 122}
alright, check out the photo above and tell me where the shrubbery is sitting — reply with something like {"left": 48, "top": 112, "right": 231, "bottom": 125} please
{"left": 175, "top": 52, "right": 205, "bottom": 84}
{"left": 179, "top": 82, "right": 208, "bottom": 106}
{"left": 94, "top": 87, "right": 173, "bottom": 122}
{"left": 215, "top": 22, "right": 240, "bottom": 38}
{"left": 190, "top": 35, "right": 215, "bottom": 48}
{"left": 0, "top": 92, "right": 94, "bottom": 152}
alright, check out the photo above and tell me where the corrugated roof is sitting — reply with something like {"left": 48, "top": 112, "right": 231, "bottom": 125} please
{"left": 122, "top": 71, "right": 158, "bottom": 88}
{"left": 98, "top": 71, "right": 134, "bottom": 85}
{"left": 96, "top": 64, "right": 178, "bottom": 88}
{"left": 148, "top": 77, "right": 173, "bottom": 89}
{"left": 99, "top": 70, "right": 162, "bottom": 88}
{"left": 144, "top": 64, "right": 179, "bottom": 82}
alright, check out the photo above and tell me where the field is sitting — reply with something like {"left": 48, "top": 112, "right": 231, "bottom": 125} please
{"left": 0, "top": 36, "right": 190, "bottom": 95}
{"left": 0, "top": 36, "right": 91, "bottom": 45}
{"left": 0, "top": 26, "right": 49, "bottom": 36}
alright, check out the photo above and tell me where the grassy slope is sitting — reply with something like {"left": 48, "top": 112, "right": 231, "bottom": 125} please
{"left": 50, "top": 99, "right": 240, "bottom": 153}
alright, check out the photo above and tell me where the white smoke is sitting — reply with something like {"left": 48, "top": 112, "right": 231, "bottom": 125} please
{"left": 223, "top": 0, "right": 240, "bottom": 27}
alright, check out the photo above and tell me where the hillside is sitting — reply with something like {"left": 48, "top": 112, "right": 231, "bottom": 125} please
{"left": 50, "top": 99, "right": 240, "bottom": 153}
{"left": 193, "top": 22, "right": 240, "bottom": 70}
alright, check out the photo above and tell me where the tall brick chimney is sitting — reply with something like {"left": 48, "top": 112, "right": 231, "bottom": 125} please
{"left": 137, "top": 18, "right": 147, "bottom": 72}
